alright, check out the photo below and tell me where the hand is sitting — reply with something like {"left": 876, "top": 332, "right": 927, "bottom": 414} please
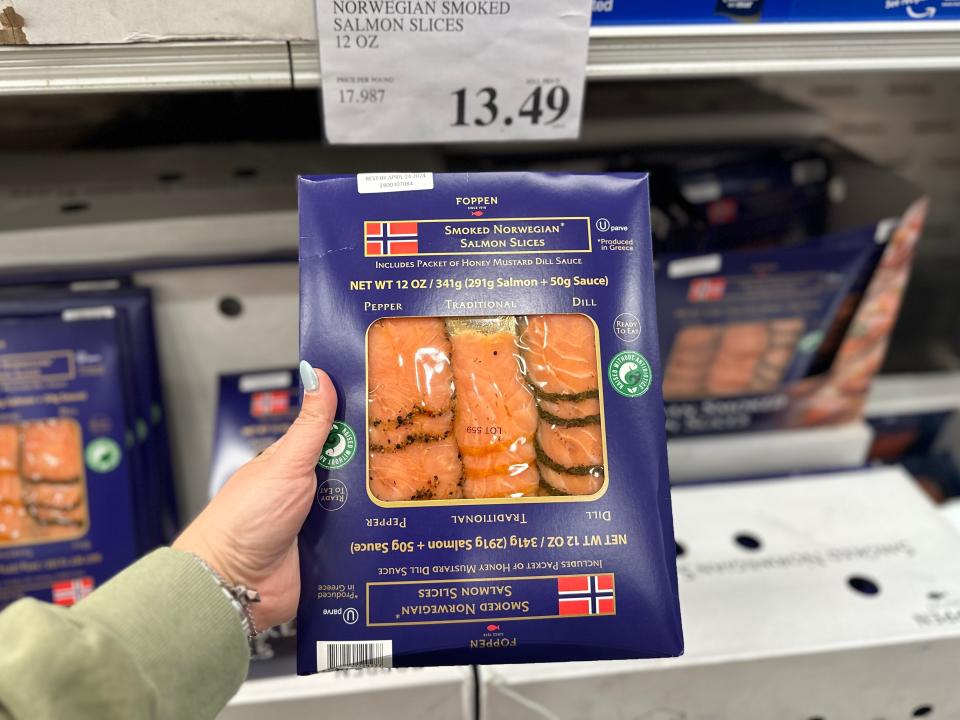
{"left": 174, "top": 362, "right": 336, "bottom": 631}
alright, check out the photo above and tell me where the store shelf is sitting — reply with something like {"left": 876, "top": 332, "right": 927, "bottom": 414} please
{"left": 221, "top": 666, "right": 474, "bottom": 720}
{"left": 667, "top": 421, "right": 874, "bottom": 483}
{"left": 3, "top": 22, "right": 960, "bottom": 95}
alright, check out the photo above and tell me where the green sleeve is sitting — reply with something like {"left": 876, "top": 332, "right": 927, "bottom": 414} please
{"left": 0, "top": 548, "right": 250, "bottom": 720}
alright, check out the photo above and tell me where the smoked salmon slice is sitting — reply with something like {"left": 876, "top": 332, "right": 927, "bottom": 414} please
{"left": 0, "top": 425, "right": 17, "bottom": 471}
{"left": 369, "top": 439, "right": 462, "bottom": 501}
{"left": 0, "top": 472, "right": 21, "bottom": 506}
{"left": 368, "top": 318, "right": 463, "bottom": 500}
{"left": 21, "top": 420, "right": 83, "bottom": 482}
{"left": 522, "top": 315, "right": 604, "bottom": 496}
{"left": 448, "top": 317, "right": 539, "bottom": 499}
{"left": 521, "top": 314, "right": 598, "bottom": 397}
{"left": 0, "top": 503, "right": 28, "bottom": 543}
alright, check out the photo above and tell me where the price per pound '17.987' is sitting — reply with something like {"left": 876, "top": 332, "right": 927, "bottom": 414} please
{"left": 452, "top": 85, "right": 570, "bottom": 128}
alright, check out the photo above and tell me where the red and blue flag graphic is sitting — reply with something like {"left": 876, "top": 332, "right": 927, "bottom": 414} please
{"left": 557, "top": 574, "right": 615, "bottom": 616}
{"left": 52, "top": 577, "right": 94, "bottom": 606}
{"left": 365, "top": 221, "right": 419, "bottom": 256}
{"left": 250, "top": 390, "right": 291, "bottom": 418}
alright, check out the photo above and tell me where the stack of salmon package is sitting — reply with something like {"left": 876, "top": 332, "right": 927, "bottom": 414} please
{"left": 0, "top": 283, "right": 176, "bottom": 609}
{"left": 297, "top": 172, "right": 683, "bottom": 672}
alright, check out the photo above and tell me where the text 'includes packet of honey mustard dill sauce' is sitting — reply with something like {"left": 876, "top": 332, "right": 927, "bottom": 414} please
{"left": 297, "top": 172, "right": 682, "bottom": 673}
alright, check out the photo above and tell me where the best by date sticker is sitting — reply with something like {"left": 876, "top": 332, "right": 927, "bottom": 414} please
{"left": 315, "top": 0, "right": 592, "bottom": 144}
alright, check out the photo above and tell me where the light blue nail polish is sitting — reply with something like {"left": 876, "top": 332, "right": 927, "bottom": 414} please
{"left": 300, "top": 360, "right": 319, "bottom": 393}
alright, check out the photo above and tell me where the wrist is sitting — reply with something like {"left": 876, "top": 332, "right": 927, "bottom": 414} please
{"left": 190, "top": 553, "right": 262, "bottom": 638}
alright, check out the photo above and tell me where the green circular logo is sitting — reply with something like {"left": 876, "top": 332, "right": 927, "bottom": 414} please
{"left": 318, "top": 421, "right": 357, "bottom": 470}
{"left": 608, "top": 351, "right": 653, "bottom": 398}
{"left": 85, "top": 437, "right": 123, "bottom": 473}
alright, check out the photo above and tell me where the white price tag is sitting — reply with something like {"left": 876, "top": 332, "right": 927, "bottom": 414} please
{"left": 316, "top": 0, "right": 592, "bottom": 144}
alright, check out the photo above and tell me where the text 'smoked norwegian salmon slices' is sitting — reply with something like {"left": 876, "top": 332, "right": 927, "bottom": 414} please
{"left": 367, "top": 318, "right": 463, "bottom": 500}
{"left": 299, "top": 172, "right": 683, "bottom": 673}
{"left": 448, "top": 317, "right": 539, "bottom": 499}
{"left": 522, "top": 314, "right": 605, "bottom": 497}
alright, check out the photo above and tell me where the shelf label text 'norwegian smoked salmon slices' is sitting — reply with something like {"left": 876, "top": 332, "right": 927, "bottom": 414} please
{"left": 297, "top": 172, "right": 683, "bottom": 672}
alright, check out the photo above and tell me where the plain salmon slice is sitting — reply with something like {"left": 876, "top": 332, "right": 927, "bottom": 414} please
{"left": 368, "top": 318, "right": 463, "bottom": 501}
{"left": 448, "top": 317, "right": 539, "bottom": 498}
{"left": 522, "top": 315, "right": 604, "bottom": 496}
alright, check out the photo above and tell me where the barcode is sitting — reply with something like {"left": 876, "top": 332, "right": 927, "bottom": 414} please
{"left": 317, "top": 641, "right": 393, "bottom": 672}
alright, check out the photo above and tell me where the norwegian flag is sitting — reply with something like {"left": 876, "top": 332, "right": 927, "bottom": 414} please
{"left": 250, "top": 390, "right": 291, "bottom": 418}
{"left": 557, "top": 574, "right": 615, "bottom": 616}
{"left": 365, "top": 221, "right": 419, "bottom": 256}
{"left": 688, "top": 277, "right": 726, "bottom": 303}
{"left": 52, "top": 577, "right": 94, "bottom": 606}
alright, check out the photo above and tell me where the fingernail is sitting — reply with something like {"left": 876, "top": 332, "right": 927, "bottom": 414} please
{"left": 299, "top": 360, "right": 320, "bottom": 394}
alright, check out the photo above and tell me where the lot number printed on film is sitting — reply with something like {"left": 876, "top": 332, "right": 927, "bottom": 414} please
{"left": 316, "top": 0, "right": 592, "bottom": 143}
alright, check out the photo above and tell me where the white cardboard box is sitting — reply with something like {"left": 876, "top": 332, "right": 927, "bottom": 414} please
{"left": 481, "top": 466, "right": 960, "bottom": 719}
{"left": 220, "top": 666, "right": 474, "bottom": 720}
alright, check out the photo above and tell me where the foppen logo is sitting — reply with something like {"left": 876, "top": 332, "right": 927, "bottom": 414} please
{"left": 456, "top": 195, "right": 498, "bottom": 217}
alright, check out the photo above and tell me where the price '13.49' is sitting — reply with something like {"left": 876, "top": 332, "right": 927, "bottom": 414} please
{"left": 452, "top": 86, "right": 570, "bottom": 128}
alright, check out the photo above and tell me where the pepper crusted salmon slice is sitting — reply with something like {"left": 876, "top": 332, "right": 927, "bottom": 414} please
{"left": 0, "top": 503, "right": 29, "bottom": 544}
{"left": 368, "top": 317, "right": 454, "bottom": 423}
{"left": 369, "top": 411, "right": 453, "bottom": 452}
{"left": 368, "top": 318, "right": 462, "bottom": 501}
{"left": 22, "top": 482, "right": 84, "bottom": 511}
{"left": 522, "top": 314, "right": 605, "bottom": 496}
{"left": 369, "top": 439, "right": 463, "bottom": 502}
{"left": 449, "top": 317, "right": 539, "bottom": 499}
{"left": 21, "top": 419, "right": 83, "bottom": 482}
{"left": 0, "top": 425, "right": 17, "bottom": 471}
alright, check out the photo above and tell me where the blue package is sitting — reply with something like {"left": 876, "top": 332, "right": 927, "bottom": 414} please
{"left": 209, "top": 369, "right": 300, "bottom": 498}
{"left": 591, "top": 0, "right": 958, "bottom": 24}
{"left": 657, "top": 233, "right": 878, "bottom": 434}
{"left": 297, "top": 172, "right": 682, "bottom": 673}
{"left": 0, "top": 311, "right": 140, "bottom": 607}
{"left": 0, "top": 285, "right": 177, "bottom": 548}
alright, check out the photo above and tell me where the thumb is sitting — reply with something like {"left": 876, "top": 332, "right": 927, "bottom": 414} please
{"left": 273, "top": 361, "right": 338, "bottom": 472}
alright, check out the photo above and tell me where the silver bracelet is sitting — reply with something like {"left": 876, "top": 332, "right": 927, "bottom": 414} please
{"left": 192, "top": 554, "right": 261, "bottom": 638}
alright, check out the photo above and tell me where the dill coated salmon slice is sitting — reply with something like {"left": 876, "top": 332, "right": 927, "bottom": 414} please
{"left": 521, "top": 314, "right": 599, "bottom": 398}
{"left": 448, "top": 317, "right": 539, "bottom": 499}
{"left": 0, "top": 425, "right": 16, "bottom": 472}
{"left": 21, "top": 420, "right": 83, "bottom": 482}
{"left": 539, "top": 465, "right": 604, "bottom": 496}
{"left": 368, "top": 318, "right": 462, "bottom": 501}
{"left": 536, "top": 424, "right": 603, "bottom": 472}
{"left": 522, "top": 314, "right": 605, "bottom": 496}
